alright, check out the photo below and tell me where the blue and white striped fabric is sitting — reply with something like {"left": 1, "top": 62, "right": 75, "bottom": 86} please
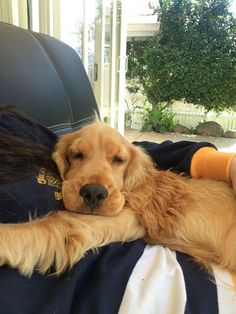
{"left": 0, "top": 241, "right": 235, "bottom": 313}
{"left": 119, "top": 245, "right": 236, "bottom": 314}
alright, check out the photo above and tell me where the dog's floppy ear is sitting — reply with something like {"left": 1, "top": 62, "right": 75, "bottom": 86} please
{"left": 124, "top": 144, "right": 154, "bottom": 191}
{"left": 124, "top": 143, "right": 187, "bottom": 239}
{"left": 52, "top": 133, "right": 75, "bottom": 179}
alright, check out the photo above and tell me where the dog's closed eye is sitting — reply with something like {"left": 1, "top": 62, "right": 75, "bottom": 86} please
{"left": 73, "top": 152, "right": 84, "bottom": 160}
{"left": 112, "top": 155, "right": 126, "bottom": 164}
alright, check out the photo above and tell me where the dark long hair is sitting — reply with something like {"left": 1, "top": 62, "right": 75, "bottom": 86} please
{"left": 0, "top": 107, "right": 58, "bottom": 184}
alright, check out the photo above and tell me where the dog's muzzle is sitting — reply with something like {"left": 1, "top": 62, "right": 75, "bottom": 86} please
{"left": 79, "top": 184, "right": 108, "bottom": 209}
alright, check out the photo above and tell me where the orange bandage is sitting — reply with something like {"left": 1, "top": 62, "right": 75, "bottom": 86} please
{"left": 191, "top": 147, "right": 236, "bottom": 182}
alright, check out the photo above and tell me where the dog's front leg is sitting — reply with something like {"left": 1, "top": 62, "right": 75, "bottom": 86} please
{"left": 0, "top": 209, "right": 145, "bottom": 276}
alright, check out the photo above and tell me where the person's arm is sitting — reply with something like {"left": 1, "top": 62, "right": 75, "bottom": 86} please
{"left": 134, "top": 140, "right": 236, "bottom": 190}
{"left": 133, "top": 140, "right": 217, "bottom": 174}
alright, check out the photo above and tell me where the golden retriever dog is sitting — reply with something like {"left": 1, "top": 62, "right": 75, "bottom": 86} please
{"left": 0, "top": 121, "right": 235, "bottom": 276}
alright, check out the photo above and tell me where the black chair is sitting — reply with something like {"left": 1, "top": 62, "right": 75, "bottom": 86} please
{"left": 0, "top": 21, "right": 99, "bottom": 134}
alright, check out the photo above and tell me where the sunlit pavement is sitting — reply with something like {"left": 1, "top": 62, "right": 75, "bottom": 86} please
{"left": 125, "top": 129, "right": 236, "bottom": 153}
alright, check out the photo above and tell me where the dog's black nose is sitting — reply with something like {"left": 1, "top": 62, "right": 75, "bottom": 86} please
{"left": 79, "top": 184, "right": 108, "bottom": 209}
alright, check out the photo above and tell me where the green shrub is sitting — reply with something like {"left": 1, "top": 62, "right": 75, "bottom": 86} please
{"left": 127, "top": 0, "right": 236, "bottom": 113}
{"left": 141, "top": 103, "right": 175, "bottom": 133}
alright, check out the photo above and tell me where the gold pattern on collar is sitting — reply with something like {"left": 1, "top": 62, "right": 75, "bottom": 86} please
{"left": 54, "top": 191, "right": 63, "bottom": 200}
{"left": 36, "top": 168, "right": 47, "bottom": 184}
{"left": 36, "top": 169, "right": 63, "bottom": 202}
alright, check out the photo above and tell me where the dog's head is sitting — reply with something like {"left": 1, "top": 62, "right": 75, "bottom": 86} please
{"left": 52, "top": 121, "right": 152, "bottom": 216}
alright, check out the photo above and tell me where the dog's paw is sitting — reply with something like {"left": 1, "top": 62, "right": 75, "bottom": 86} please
{"left": 0, "top": 233, "right": 39, "bottom": 276}
{"left": 33, "top": 213, "right": 98, "bottom": 275}
{"left": 0, "top": 213, "right": 98, "bottom": 276}
{"left": 0, "top": 214, "right": 70, "bottom": 276}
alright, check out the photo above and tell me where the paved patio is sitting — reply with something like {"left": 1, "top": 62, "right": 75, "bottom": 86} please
{"left": 124, "top": 129, "right": 236, "bottom": 153}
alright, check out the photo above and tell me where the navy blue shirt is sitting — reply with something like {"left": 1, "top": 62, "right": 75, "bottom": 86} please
{"left": 0, "top": 111, "right": 64, "bottom": 223}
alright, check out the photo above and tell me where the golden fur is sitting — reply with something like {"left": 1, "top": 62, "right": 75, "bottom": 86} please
{"left": 0, "top": 121, "right": 235, "bottom": 276}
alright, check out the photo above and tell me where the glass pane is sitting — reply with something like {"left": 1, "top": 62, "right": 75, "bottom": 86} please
{"left": 101, "top": 0, "right": 112, "bottom": 123}
{"left": 94, "top": 0, "right": 126, "bottom": 131}
{"left": 0, "top": 1, "right": 12, "bottom": 23}
{"left": 60, "top": 0, "right": 97, "bottom": 86}
{"left": 60, "top": 0, "right": 84, "bottom": 57}
{"left": 87, "top": 0, "right": 96, "bottom": 86}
